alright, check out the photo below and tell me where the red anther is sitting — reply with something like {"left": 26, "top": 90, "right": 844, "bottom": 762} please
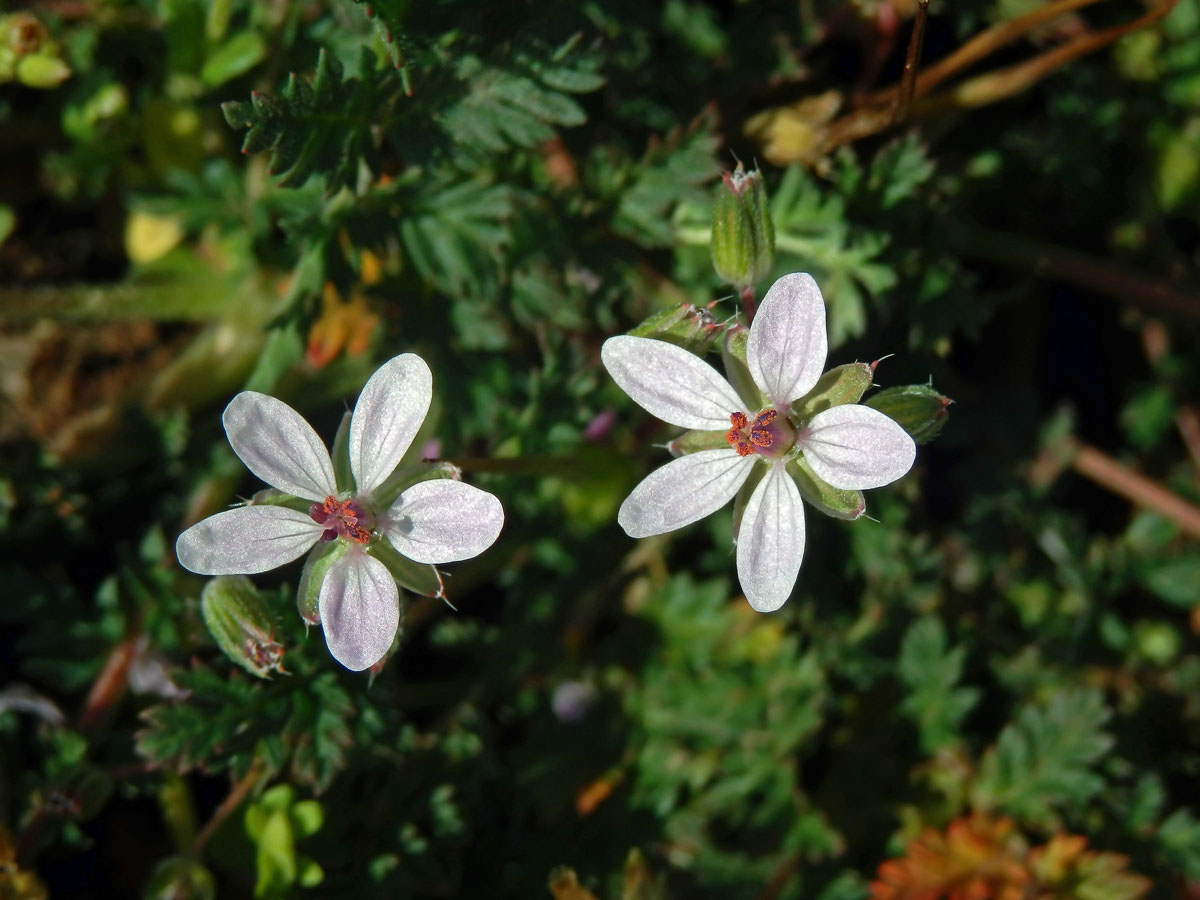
{"left": 753, "top": 409, "right": 777, "bottom": 427}
{"left": 749, "top": 430, "right": 773, "bottom": 448}
{"left": 729, "top": 411, "right": 748, "bottom": 429}
{"left": 310, "top": 496, "right": 374, "bottom": 544}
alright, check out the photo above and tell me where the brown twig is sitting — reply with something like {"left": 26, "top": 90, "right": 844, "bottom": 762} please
{"left": 952, "top": 227, "right": 1200, "bottom": 319}
{"left": 78, "top": 635, "right": 141, "bottom": 731}
{"left": 1068, "top": 440, "right": 1200, "bottom": 540}
{"left": 190, "top": 762, "right": 262, "bottom": 857}
{"left": 862, "top": 0, "right": 1106, "bottom": 109}
{"left": 893, "top": 0, "right": 930, "bottom": 125}
{"left": 820, "top": 0, "right": 1179, "bottom": 158}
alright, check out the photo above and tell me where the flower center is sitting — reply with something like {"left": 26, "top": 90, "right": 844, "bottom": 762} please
{"left": 309, "top": 496, "right": 374, "bottom": 544}
{"left": 725, "top": 409, "right": 795, "bottom": 460}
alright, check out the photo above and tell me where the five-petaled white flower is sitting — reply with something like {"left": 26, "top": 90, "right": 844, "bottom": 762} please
{"left": 602, "top": 273, "right": 915, "bottom": 613}
{"left": 176, "top": 354, "right": 504, "bottom": 671}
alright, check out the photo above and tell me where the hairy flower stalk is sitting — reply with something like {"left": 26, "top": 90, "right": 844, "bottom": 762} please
{"left": 176, "top": 354, "right": 504, "bottom": 671}
{"left": 602, "top": 273, "right": 916, "bottom": 612}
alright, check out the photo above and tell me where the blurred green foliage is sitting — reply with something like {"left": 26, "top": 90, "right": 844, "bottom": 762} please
{"left": 2, "top": 0, "right": 1200, "bottom": 898}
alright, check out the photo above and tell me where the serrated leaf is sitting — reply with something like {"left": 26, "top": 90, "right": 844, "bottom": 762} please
{"left": 896, "top": 618, "right": 980, "bottom": 753}
{"left": 972, "top": 689, "right": 1113, "bottom": 827}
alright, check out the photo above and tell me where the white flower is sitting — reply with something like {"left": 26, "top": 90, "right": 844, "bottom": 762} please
{"left": 601, "top": 273, "right": 915, "bottom": 613}
{"left": 176, "top": 354, "right": 505, "bottom": 671}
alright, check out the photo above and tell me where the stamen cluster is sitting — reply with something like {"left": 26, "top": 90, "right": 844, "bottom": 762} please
{"left": 726, "top": 409, "right": 780, "bottom": 457}
{"left": 309, "top": 496, "right": 372, "bottom": 544}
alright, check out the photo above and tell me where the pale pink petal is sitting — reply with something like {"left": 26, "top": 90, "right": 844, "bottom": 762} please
{"left": 602, "top": 336, "right": 745, "bottom": 431}
{"left": 318, "top": 551, "right": 400, "bottom": 671}
{"left": 617, "top": 449, "right": 755, "bottom": 538}
{"left": 800, "top": 404, "right": 916, "bottom": 490}
{"left": 747, "top": 273, "right": 828, "bottom": 407}
{"left": 176, "top": 506, "right": 322, "bottom": 575}
{"left": 736, "top": 462, "right": 805, "bottom": 613}
{"left": 349, "top": 354, "right": 433, "bottom": 497}
{"left": 381, "top": 480, "right": 504, "bottom": 564}
{"left": 223, "top": 392, "right": 336, "bottom": 502}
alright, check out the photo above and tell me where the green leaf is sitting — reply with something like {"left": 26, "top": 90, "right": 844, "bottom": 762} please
{"left": 896, "top": 618, "right": 980, "bottom": 753}
{"left": 222, "top": 49, "right": 390, "bottom": 192}
{"left": 201, "top": 30, "right": 265, "bottom": 87}
{"left": 972, "top": 689, "right": 1113, "bottom": 827}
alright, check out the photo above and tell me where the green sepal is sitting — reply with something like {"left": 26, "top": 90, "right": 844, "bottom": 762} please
{"left": 791, "top": 362, "right": 874, "bottom": 424}
{"left": 248, "top": 489, "right": 312, "bottom": 514}
{"left": 370, "top": 538, "right": 445, "bottom": 599}
{"left": 371, "top": 460, "right": 461, "bottom": 511}
{"left": 628, "top": 303, "right": 721, "bottom": 355}
{"left": 731, "top": 462, "right": 767, "bottom": 542}
{"left": 296, "top": 540, "right": 349, "bottom": 625}
{"left": 787, "top": 456, "right": 865, "bottom": 521}
{"left": 667, "top": 429, "right": 729, "bottom": 457}
{"left": 711, "top": 164, "right": 775, "bottom": 289}
{"left": 330, "top": 410, "right": 353, "bottom": 494}
{"left": 201, "top": 575, "right": 286, "bottom": 678}
{"left": 721, "top": 328, "right": 766, "bottom": 411}
{"left": 865, "top": 383, "right": 951, "bottom": 444}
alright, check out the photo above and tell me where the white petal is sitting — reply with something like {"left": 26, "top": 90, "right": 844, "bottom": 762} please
{"left": 381, "top": 480, "right": 504, "bottom": 565}
{"left": 800, "top": 404, "right": 916, "bottom": 490}
{"left": 617, "top": 449, "right": 754, "bottom": 538}
{"left": 223, "top": 392, "right": 336, "bottom": 502}
{"left": 602, "top": 336, "right": 745, "bottom": 430}
{"left": 736, "top": 462, "right": 805, "bottom": 613}
{"left": 747, "top": 273, "right": 828, "bottom": 407}
{"left": 349, "top": 354, "right": 433, "bottom": 497}
{"left": 319, "top": 551, "right": 400, "bottom": 671}
{"left": 176, "top": 506, "right": 321, "bottom": 575}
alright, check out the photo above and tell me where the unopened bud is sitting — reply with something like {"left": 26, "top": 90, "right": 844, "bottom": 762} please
{"left": 628, "top": 302, "right": 722, "bottom": 355}
{"left": 865, "top": 383, "right": 951, "bottom": 444}
{"left": 201, "top": 576, "right": 285, "bottom": 678}
{"left": 711, "top": 164, "right": 775, "bottom": 289}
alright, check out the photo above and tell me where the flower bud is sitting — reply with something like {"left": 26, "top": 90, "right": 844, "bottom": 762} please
{"left": 628, "top": 302, "right": 722, "bottom": 355}
{"left": 711, "top": 164, "right": 775, "bottom": 289}
{"left": 864, "top": 383, "right": 952, "bottom": 444}
{"left": 201, "top": 576, "right": 285, "bottom": 678}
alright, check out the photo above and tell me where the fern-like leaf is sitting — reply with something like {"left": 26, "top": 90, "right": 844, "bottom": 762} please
{"left": 972, "top": 689, "right": 1113, "bottom": 827}
{"left": 222, "top": 48, "right": 391, "bottom": 192}
{"left": 897, "top": 618, "right": 980, "bottom": 754}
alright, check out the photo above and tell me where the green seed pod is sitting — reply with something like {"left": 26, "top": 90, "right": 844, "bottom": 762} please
{"left": 201, "top": 575, "right": 285, "bottom": 678}
{"left": 864, "top": 383, "right": 952, "bottom": 444}
{"left": 711, "top": 164, "right": 775, "bottom": 289}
